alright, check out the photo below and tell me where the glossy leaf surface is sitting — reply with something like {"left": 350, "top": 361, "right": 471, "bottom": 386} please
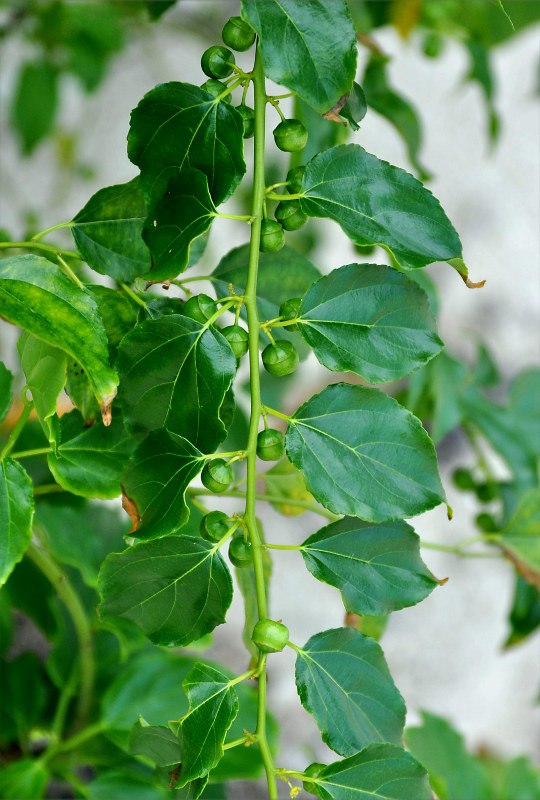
{"left": 298, "top": 263, "right": 443, "bottom": 383}
{"left": 0, "top": 459, "right": 34, "bottom": 586}
{"left": 299, "top": 144, "right": 462, "bottom": 269}
{"left": 17, "top": 333, "right": 67, "bottom": 445}
{"left": 286, "top": 383, "right": 445, "bottom": 521}
{"left": 117, "top": 315, "right": 236, "bottom": 454}
{"left": 0, "top": 255, "right": 117, "bottom": 421}
{"left": 305, "top": 743, "right": 431, "bottom": 799}
{"left": 301, "top": 517, "right": 438, "bottom": 615}
{"left": 71, "top": 177, "right": 151, "bottom": 281}
{"left": 98, "top": 534, "right": 233, "bottom": 647}
{"left": 128, "top": 82, "right": 245, "bottom": 206}
{"left": 0, "top": 362, "right": 13, "bottom": 422}
{"left": 295, "top": 627, "right": 406, "bottom": 755}
{"left": 241, "top": 0, "right": 357, "bottom": 114}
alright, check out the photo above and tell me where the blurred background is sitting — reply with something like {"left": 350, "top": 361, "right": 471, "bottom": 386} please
{"left": 1, "top": 0, "right": 539, "bottom": 792}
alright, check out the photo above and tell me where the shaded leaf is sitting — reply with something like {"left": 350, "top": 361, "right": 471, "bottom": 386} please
{"left": 146, "top": 1, "right": 177, "bottom": 20}
{"left": 129, "top": 717, "right": 181, "bottom": 766}
{"left": 0, "top": 758, "right": 49, "bottom": 800}
{"left": 263, "top": 458, "right": 313, "bottom": 517}
{"left": 11, "top": 61, "right": 58, "bottom": 154}
{"left": 338, "top": 83, "right": 368, "bottom": 130}
{"left": 98, "top": 534, "right": 233, "bottom": 646}
{"left": 0, "top": 362, "right": 13, "bottom": 422}
{"left": 0, "top": 459, "right": 34, "bottom": 586}
{"left": 295, "top": 627, "right": 406, "bottom": 756}
{"left": 504, "top": 574, "right": 540, "bottom": 648}
{"left": 17, "top": 332, "right": 67, "bottom": 445}
{"left": 286, "top": 383, "right": 445, "bottom": 522}
{"left": 493, "top": 489, "right": 540, "bottom": 587}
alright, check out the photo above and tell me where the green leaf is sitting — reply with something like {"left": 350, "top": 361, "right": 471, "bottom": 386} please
{"left": 121, "top": 429, "right": 203, "bottom": 540}
{"left": 98, "top": 534, "right": 233, "bottom": 646}
{"left": 301, "top": 517, "right": 438, "bottom": 615}
{"left": 129, "top": 717, "right": 181, "bottom": 766}
{"left": 47, "top": 409, "right": 136, "bottom": 499}
{"left": 128, "top": 82, "right": 245, "bottom": 207}
{"left": 1, "top": 652, "right": 47, "bottom": 745}
{"left": 493, "top": 489, "right": 540, "bottom": 586}
{"left": 142, "top": 169, "right": 216, "bottom": 282}
{"left": 176, "top": 663, "right": 239, "bottom": 786}
{"left": 299, "top": 144, "right": 462, "bottom": 270}
{"left": 297, "top": 263, "right": 443, "bottom": 383}
{"left": 464, "top": 39, "right": 499, "bottom": 142}
{"left": 0, "top": 255, "right": 118, "bottom": 423}
{"left": 71, "top": 177, "right": 151, "bottom": 281}
{"left": 362, "top": 55, "right": 431, "bottom": 180}
{"left": 498, "top": 756, "right": 540, "bottom": 800}
{"left": 0, "top": 459, "right": 34, "bottom": 586}
{"left": 0, "top": 758, "right": 49, "bottom": 800}
{"left": 263, "top": 458, "right": 314, "bottom": 516}
{"left": 0, "top": 362, "right": 13, "bottom": 422}
{"left": 17, "top": 332, "right": 67, "bottom": 445}
{"left": 146, "top": 1, "right": 177, "bottom": 20}
{"left": 505, "top": 574, "right": 540, "bottom": 648}
{"left": 286, "top": 383, "right": 445, "bottom": 522}
{"left": 338, "top": 83, "right": 367, "bottom": 131}
{"left": 429, "top": 351, "right": 467, "bottom": 443}
{"left": 117, "top": 314, "right": 236, "bottom": 454}
{"left": 406, "top": 711, "right": 492, "bottom": 800}
{"left": 295, "top": 627, "right": 406, "bottom": 756}
{"left": 241, "top": 0, "right": 357, "bottom": 114}
{"left": 11, "top": 60, "right": 58, "bottom": 154}
{"left": 304, "top": 743, "right": 431, "bottom": 799}
{"left": 84, "top": 768, "right": 170, "bottom": 800}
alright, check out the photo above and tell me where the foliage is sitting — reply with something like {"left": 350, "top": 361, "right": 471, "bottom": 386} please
{"left": 0, "top": 1, "right": 539, "bottom": 799}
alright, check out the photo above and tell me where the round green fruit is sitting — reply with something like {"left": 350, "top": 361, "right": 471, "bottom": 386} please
{"left": 279, "top": 297, "right": 302, "bottom": 331}
{"left": 286, "top": 166, "right": 306, "bottom": 194}
{"left": 257, "top": 429, "right": 284, "bottom": 461}
{"left": 222, "top": 15, "right": 256, "bottom": 51}
{"left": 236, "top": 104, "right": 255, "bottom": 138}
{"left": 200, "top": 79, "right": 231, "bottom": 102}
{"left": 200, "top": 510, "right": 230, "bottom": 543}
{"left": 228, "top": 536, "right": 253, "bottom": 567}
{"left": 182, "top": 294, "right": 218, "bottom": 324}
{"left": 452, "top": 467, "right": 476, "bottom": 491}
{"left": 275, "top": 199, "right": 307, "bottom": 231}
{"left": 476, "top": 482, "right": 499, "bottom": 503}
{"left": 222, "top": 325, "right": 249, "bottom": 359}
{"left": 201, "top": 45, "right": 235, "bottom": 79}
{"left": 273, "top": 119, "right": 308, "bottom": 152}
{"left": 201, "top": 459, "right": 234, "bottom": 493}
{"left": 259, "top": 219, "right": 284, "bottom": 252}
{"left": 475, "top": 512, "right": 498, "bottom": 532}
{"left": 262, "top": 340, "right": 298, "bottom": 376}
{"left": 251, "top": 618, "right": 289, "bottom": 653}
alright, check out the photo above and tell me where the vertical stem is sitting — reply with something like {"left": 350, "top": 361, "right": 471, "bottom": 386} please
{"left": 244, "top": 45, "right": 278, "bottom": 800}
{"left": 0, "top": 401, "right": 32, "bottom": 461}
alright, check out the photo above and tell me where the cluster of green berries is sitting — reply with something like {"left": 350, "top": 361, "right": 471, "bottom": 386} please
{"left": 452, "top": 467, "right": 500, "bottom": 532}
{"left": 260, "top": 165, "right": 308, "bottom": 254}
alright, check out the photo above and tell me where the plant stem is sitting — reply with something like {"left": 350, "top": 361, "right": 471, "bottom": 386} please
{"left": 243, "top": 44, "right": 278, "bottom": 800}
{"left": 27, "top": 541, "right": 95, "bottom": 730}
{"left": 420, "top": 540, "right": 501, "bottom": 558}
{"left": 33, "top": 483, "right": 65, "bottom": 496}
{"left": 266, "top": 192, "right": 301, "bottom": 201}
{"left": 0, "top": 241, "right": 82, "bottom": 260}
{"left": 120, "top": 282, "right": 148, "bottom": 309}
{"left": 0, "top": 401, "right": 32, "bottom": 461}
{"left": 9, "top": 446, "right": 52, "bottom": 459}
{"left": 214, "top": 212, "right": 252, "bottom": 221}
{"left": 42, "top": 722, "right": 104, "bottom": 765}
{"left": 261, "top": 404, "right": 292, "bottom": 423}
{"left": 188, "top": 487, "right": 337, "bottom": 520}
{"left": 31, "top": 221, "right": 73, "bottom": 241}
{"left": 56, "top": 253, "right": 86, "bottom": 290}
{"left": 265, "top": 543, "right": 303, "bottom": 551}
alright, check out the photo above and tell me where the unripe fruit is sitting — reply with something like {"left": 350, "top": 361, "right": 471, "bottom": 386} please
{"left": 201, "top": 459, "right": 234, "bottom": 493}
{"left": 182, "top": 294, "right": 218, "bottom": 324}
{"left": 259, "top": 219, "right": 284, "bottom": 252}
{"left": 273, "top": 119, "right": 308, "bottom": 152}
{"left": 452, "top": 467, "right": 476, "bottom": 491}
{"left": 228, "top": 536, "right": 253, "bottom": 567}
{"left": 200, "top": 79, "right": 231, "bottom": 102}
{"left": 201, "top": 45, "right": 235, "bottom": 80}
{"left": 236, "top": 104, "right": 255, "bottom": 138}
{"left": 476, "top": 482, "right": 499, "bottom": 503}
{"left": 302, "top": 763, "right": 325, "bottom": 796}
{"left": 262, "top": 340, "right": 299, "bottom": 376}
{"left": 476, "top": 512, "right": 498, "bottom": 532}
{"left": 279, "top": 298, "right": 302, "bottom": 331}
{"left": 222, "top": 15, "right": 256, "bottom": 51}
{"left": 251, "top": 618, "right": 289, "bottom": 653}
{"left": 222, "top": 325, "right": 249, "bottom": 359}
{"left": 200, "top": 510, "right": 230, "bottom": 543}
{"left": 257, "top": 429, "right": 284, "bottom": 461}
{"left": 286, "top": 166, "right": 306, "bottom": 194}
{"left": 423, "top": 32, "right": 444, "bottom": 59}
{"left": 275, "top": 199, "right": 307, "bottom": 231}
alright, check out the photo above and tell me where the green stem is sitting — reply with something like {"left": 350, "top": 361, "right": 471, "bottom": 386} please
{"left": 261, "top": 404, "right": 292, "bottom": 423}
{"left": 243, "top": 45, "right": 278, "bottom": 800}
{"left": 0, "top": 241, "right": 82, "bottom": 260}
{"left": 420, "top": 540, "right": 501, "bottom": 558}
{"left": 266, "top": 192, "right": 301, "bottom": 201}
{"left": 120, "top": 282, "right": 148, "bottom": 309}
{"left": 9, "top": 446, "right": 52, "bottom": 459}
{"left": 31, "top": 220, "right": 73, "bottom": 241}
{"left": 33, "top": 483, "right": 65, "bottom": 496}
{"left": 188, "top": 487, "right": 337, "bottom": 520}
{"left": 265, "top": 543, "right": 302, "bottom": 551}
{"left": 56, "top": 253, "right": 85, "bottom": 290}
{"left": 213, "top": 212, "right": 252, "bottom": 222}
{"left": 223, "top": 735, "right": 251, "bottom": 750}
{"left": 0, "top": 401, "right": 32, "bottom": 461}
{"left": 42, "top": 722, "right": 104, "bottom": 765}
{"left": 27, "top": 541, "right": 95, "bottom": 730}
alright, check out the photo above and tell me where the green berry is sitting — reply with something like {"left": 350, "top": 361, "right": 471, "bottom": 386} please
{"left": 228, "top": 536, "right": 253, "bottom": 567}
{"left": 476, "top": 512, "right": 498, "bottom": 532}
{"left": 236, "top": 104, "right": 255, "bottom": 138}
{"left": 452, "top": 467, "right": 476, "bottom": 491}
{"left": 251, "top": 618, "right": 289, "bottom": 653}
{"left": 303, "top": 763, "right": 325, "bottom": 796}
{"left": 423, "top": 32, "right": 444, "bottom": 59}
{"left": 257, "top": 429, "right": 284, "bottom": 461}
{"left": 273, "top": 119, "right": 308, "bottom": 152}
{"left": 201, "top": 459, "right": 234, "bottom": 493}
{"left": 200, "top": 510, "right": 230, "bottom": 543}
{"left": 275, "top": 199, "right": 307, "bottom": 231}
{"left": 279, "top": 298, "right": 302, "bottom": 332}
{"left": 260, "top": 219, "right": 284, "bottom": 252}
{"left": 262, "top": 340, "right": 298, "bottom": 377}
{"left": 200, "top": 79, "right": 231, "bottom": 102}
{"left": 201, "top": 45, "right": 235, "bottom": 80}
{"left": 222, "top": 325, "right": 249, "bottom": 359}
{"left": 222, "top": 15, "right": 256, "bottom": 51}
{"left": 476, "top": 482, "right": 499, "bottom": 503}
{"left": 182, "top": 294, "right": 218, "bottom": 324}
{"left": 286, "top": 166, "right": 306, "bottom": 194}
